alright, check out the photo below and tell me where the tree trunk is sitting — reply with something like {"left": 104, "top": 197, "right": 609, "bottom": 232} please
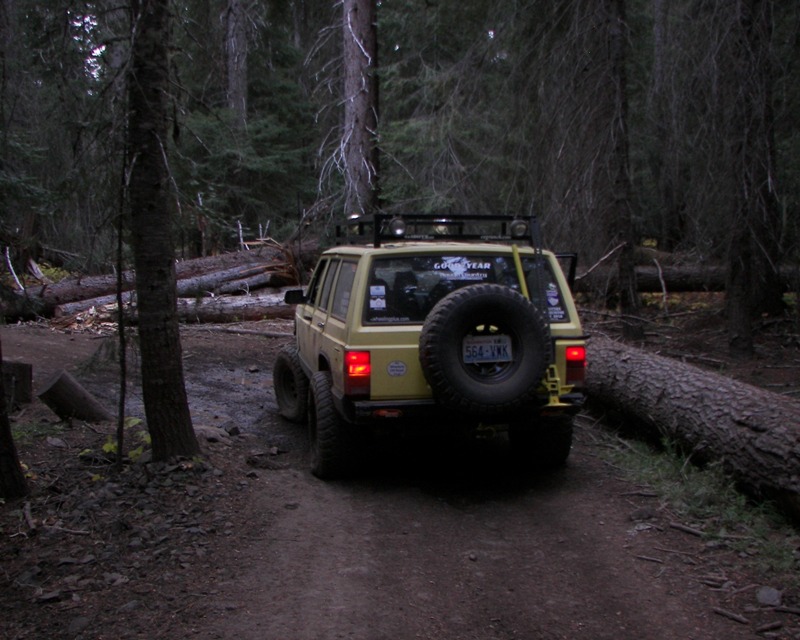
{"left": 576, "top": 264, "right": 795, "bottom": 295}
{"left": 725, "top": 0, "right": 784, "bottom": 357}
{"left": 52, "top": 266, "right": 292, "bottom": 318}
{"left": 176, "top": 290, "right": 294, "bottom": 323}
{"left": 586, "top": 335, "right": 800, "bottom": 520}
{"left": 0, "top": 335, "right": 29, "bottom": 500}
{"left": 128, "top": 0, "right": 199, "bottom": 460}
{"left": 224, "top": 0, "right": 248, "bottom": 128}
{"left": 342, "top": 0, "right": 379, "bottom": 216}
{"left": 605, "top": 0, "right": 641, "bottom": 339}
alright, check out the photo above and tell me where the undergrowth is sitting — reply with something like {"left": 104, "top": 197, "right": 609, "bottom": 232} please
{"left": 599, "top": 426, "right": 800, "bottom": 587}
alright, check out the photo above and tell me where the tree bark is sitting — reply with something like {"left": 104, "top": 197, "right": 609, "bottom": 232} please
{"left": 605, "top": 0, "right": 641, "bottom": 339}
{"left": 224, "top": 0, "right": 248, "bottom": 128}
{"left": 586, "top": 335, "right": 800, "bottom": 520}
{"left": 342, "top": 0, "right": 379, "bottom": 216}
{"left": 51, "top": 265, "right": 293, "bottom": 318}
{"left": 574, "top": 264, "right": 796, "bottom": 294}
{"left": 0, "top": 335, "right": 29, "bottom": 500}
{"left": 725, "top": 0, "right": 784, "bottom": 357}
{"left": 11, "top": 249, "right": 281, "bottom": 318}
{"left": 128, "top": 0, "right": 199, "bottom": 460}
{"left": 175, "top": 290, "right": 294, "bottom": 323}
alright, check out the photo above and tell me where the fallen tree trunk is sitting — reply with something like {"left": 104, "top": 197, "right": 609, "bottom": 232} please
{"left": 586, "top": 335, "right": 800, "bottom": 520}
{"left": 175, "top": 290, "right": 294, "bottom": 323}
{"left": 52, "top": 266, "right": 294, "bottom": 317}
{"left": 54, "top": 289, "right": 295, "bottom": 325}
{"left": 7, "top": 249, "right": 288, "bottom": 318}
{"left": 574, "top": 265, "right": 799, "bottom": 294}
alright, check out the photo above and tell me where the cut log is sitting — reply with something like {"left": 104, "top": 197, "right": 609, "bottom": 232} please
{"left": 6, "top": 249, "right": 287, "bottom": 319}
{"left": 54, "top": 291, "right": 135, "bottom": 318}
{"left": 52, "top": 288, "right": 296, "bottom": 325}
{"left": 176, "top": 290, "right": 294, "bottom": 323}
{"left": 586, "top": 335, "right": 800, "bottom": 520}
{"left": 52, "top": 266, "right": 294, "bottom": 317}
{"left": 37, "top": 370, "right": 113, "bottom": 422}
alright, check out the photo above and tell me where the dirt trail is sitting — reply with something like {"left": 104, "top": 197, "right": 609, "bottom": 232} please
{"left": 194, "top": 430, "right": 758, "bottom": 640}
{"left": 1, "top": 322, "right": 797, "bottom": 640}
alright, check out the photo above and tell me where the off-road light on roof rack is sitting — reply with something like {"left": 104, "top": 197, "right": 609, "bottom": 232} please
{"left": 509, "top": 218, "right": 529, "bottom": 238}
{"left": 388, "top": 216, "right": 406, "bottom": 238}
{"left": 347, "top": 213, "right": 362, "bottom": 234}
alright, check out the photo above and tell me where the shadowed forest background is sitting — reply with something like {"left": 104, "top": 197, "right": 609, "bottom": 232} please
{"left": 1, "top": 0, "right": 798, "bottom": 348}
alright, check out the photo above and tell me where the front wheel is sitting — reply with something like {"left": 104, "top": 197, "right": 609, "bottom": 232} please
{"left": 308, "top": 372, "right": 357, "bottom": 479}
{"left": 509, "top": 415, "right": 573, "bottom": 469}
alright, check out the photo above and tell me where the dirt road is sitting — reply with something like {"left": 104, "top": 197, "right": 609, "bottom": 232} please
{"left": 1, "top": 322, "right": 796, "bottom": 639}
{"left": 197, "top": 440, "right": 738, "bottom": 640}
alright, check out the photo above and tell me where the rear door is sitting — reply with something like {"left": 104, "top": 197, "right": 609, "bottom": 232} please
{"left": 295, "top": 258, "right": 333, "bottom": 374}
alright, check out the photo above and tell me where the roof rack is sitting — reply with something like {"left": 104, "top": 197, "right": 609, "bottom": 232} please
{"left": 335, "top": 213, "right": 543, "bottom": 248}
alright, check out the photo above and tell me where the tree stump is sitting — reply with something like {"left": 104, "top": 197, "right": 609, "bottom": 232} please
{"left": 2, "top": 361, "right": 32, "bottom": 408}
{"left": 37, "top": 370, "right": 113, "bottom": 422}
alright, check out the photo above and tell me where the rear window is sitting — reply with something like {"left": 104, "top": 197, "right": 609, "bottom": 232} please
{"left": 364, "top": 254, "right": 569, "bottom": 324}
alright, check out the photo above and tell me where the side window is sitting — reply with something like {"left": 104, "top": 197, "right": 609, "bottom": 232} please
{"left": 524, "top": 258, "right": 568, "bottom": 323}
{"left": 305, "top": 259, "right": 328, "bottom": 308}
{"left": 318, "top": 259, "right": 339, "bottom": 312}
{"left": 331, "top": 261, "right": 358, "bottom": 319}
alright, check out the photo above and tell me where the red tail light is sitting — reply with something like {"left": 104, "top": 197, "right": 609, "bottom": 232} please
{"left": 344, "top": 351, "right": 371, "bottom": 397}
{"left": 565, "top": 346, "right": 586, "bottom": 385}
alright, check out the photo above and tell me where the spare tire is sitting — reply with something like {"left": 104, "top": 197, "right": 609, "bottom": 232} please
{"left": 419, "top": 284, "right": 550, "bottom": 416}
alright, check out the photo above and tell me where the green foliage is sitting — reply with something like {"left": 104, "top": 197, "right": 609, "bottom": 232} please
{"left": 2, "top": 0, "right": 799, "bottom": 274}
{"left": 170, "top": 2, "right": 318, "bottom": 249}
{"left": 174, "top": 104, "right": 316, "bottom": 247}
{"left": 11, "top": 421, "right": 65, "bottom": 443}
{"left": 90, "top": 420, "right": 150, "bottom": 462}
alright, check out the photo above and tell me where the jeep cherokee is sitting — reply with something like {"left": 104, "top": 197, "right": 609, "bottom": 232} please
{"left": 274, "top": 214, "right": 586, "bottom": 478}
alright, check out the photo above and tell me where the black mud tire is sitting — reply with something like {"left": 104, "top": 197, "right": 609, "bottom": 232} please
{"left": 308, "top": 371, "right": 356, "bottom": 479}
{"left": 273, "top": 344, "right": 309, "bottom": 423}
{"left": 509, "top": 415, "right": 573, "bottom": 469}
{"left": 419, "top": 284, "right": 550, "bottom": 416}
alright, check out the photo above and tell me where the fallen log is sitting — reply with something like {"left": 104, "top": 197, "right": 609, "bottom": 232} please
{"left": 586, "top": 335, "right": 800, "bottom": 520}
{"left": 176, "top": 290, "right": 294, "bottom": 323}
{"left": 54, "top": 289, "right": 296, "bottom": 326}
{"left": 574, "top": 265, "right": 799, "bottom": 294}
{"left": 52, "top": 265, "right": 293, "bottom": 317}
{"left": 55, "top": 292, "right": 135, "bottom": 318}
{"left": 6, "top": 249, "right": 287, "bottom": 318}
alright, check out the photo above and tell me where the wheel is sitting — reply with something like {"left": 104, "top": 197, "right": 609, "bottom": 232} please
{"left": 419, "top": 284, "right": 550, "bottom": 416}
{"left": 308, "top": 371, "right": 357, "bottom": 479}
{"left": 273, "top": 344, "right": 309, "bottom": 423}
{"left": 509, "top": 415, "right": 573, "bottom": 468}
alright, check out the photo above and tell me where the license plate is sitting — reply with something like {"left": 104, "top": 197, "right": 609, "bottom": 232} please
{"left": 462, "top": 335, "right": 513, "bottom": 364}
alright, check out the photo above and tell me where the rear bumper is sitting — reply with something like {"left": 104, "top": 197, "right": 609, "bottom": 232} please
{"left": 334, "top": 392, "right": 585, "bottom": 426}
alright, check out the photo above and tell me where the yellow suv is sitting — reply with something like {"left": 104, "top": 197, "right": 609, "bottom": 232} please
{"left": 274, "top": 214, "right": 586, "bottom": 478}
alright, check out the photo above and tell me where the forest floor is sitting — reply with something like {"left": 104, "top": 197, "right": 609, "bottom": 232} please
{"left": 1, "top": 293, "right": 799, "bottom": 640}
